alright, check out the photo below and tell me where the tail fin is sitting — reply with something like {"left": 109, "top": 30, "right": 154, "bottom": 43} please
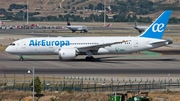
{"left": 106, "top": 24, "right": 112, "bottom": 27}
{"left": 67, "top": 18, "right": 71, "bottom": 26}
{"left": 140, "top": 10, "right": 172, "bottom": 39}
{"left": 134, "top": 20, "right": 138, "bottom": 28}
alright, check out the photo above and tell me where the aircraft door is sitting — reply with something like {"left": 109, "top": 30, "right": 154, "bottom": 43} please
{"left": 21, "top": 41, "right": 26, "bottom": 49}
{"left": 133, "top": 40, "right": 138, "bottom": 47}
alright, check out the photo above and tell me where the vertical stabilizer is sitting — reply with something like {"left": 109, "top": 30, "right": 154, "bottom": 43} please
{"left": 0, "top": 21, "right": 2, "bottom": 27}
{"left": 106, "top": 24, "right": 112, "bottom": 27}
{"left": 140, "top": 10, "right": 172, "bottom": 39}
{"left": 134, "top": 20, "right": 138, "bottom": 28}
{"left": 67, "top": 18, "right": 71, "bottom": 26}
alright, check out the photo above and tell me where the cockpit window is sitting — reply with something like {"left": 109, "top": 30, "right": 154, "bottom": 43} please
{"left": 9, "top": 43, "right": 15, "bottom": 46}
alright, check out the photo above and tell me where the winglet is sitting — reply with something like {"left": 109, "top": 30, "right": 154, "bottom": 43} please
{"left": 67, "top": 18, "right": 71, "bottom": 26}
{"left": 140, "top": 10, "right": 172, "bottom": 39}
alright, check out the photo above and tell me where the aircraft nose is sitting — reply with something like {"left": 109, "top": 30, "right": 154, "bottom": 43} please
{"left": 5, "top": 46, "right": 10, "bottom": 53}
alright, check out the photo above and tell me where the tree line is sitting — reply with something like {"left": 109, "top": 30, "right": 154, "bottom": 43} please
{"left": 8, "top": 3, "right": 27, "bottom": 11}
{"left": 1, "top": 8, "right": 180, "bottom": 23}
{"left": 1, "top": 0, "right": 180, "bottom": 24}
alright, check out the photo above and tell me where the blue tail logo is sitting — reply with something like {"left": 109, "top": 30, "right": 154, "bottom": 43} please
{"left": 152, "top": 23, "right": 164, "bottom": 32}
{"left": 140, "top": 10, "right": 172, "bottom": 39}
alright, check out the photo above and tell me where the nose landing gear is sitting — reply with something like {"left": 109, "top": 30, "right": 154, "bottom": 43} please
{"left": 18, "top": 55, "right": 24, "bottom": 61}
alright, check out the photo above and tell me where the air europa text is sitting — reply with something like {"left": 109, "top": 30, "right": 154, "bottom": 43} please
{"left": 29, "top": 40, "right": 70, "bottom": 47}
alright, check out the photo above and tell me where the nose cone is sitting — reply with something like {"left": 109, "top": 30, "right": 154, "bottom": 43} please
{"left": 5, "top": 46, "right": 17, "bottom": 54}
{"left": 5, "top": 46, "right": 11, "bottom": 53}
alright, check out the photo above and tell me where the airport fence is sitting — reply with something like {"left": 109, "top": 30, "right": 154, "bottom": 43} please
{"left": 0, "top": 74, "right": 180, "bottom": 92}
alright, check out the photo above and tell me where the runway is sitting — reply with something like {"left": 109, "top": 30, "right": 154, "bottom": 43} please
{"left": 0, "top": 26, "right": 180, "bottom": 36}
{"left": 0, "top": 27, "right": 125, "bottom": 33}
{"left": 1, "top": 52, "right": 180, "bottom": 77}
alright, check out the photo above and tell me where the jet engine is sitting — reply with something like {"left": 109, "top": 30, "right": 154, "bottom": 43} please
{"left": 58, "top": 48, "right": 78, "bottom": 59}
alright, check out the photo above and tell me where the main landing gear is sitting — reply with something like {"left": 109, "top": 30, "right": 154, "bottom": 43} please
{"left": 85, "top": 56, "right": 95, "bottom": 61}
{"left": 85, "top": 51, "right": 95, "bottom": 61}
{"left": 18, "top": 55, "right": 24, "bottom": 61}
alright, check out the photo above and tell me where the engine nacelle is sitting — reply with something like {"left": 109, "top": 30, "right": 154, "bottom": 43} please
{"left": 58, "top": 48, "right": 77, "bottom": 60}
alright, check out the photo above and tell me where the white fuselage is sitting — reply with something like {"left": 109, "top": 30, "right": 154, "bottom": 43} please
{"left": 67, "top": 26, "right": 88, "bottom": 32}
{"left": 135, "top": 26, "right": 148, "bottom": 33}
{"left": 5, "top": 37, "right": 168, "bottom": 55}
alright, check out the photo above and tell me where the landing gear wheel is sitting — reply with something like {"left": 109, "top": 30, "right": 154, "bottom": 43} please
{"left": 86, "top": 57, "right": 90, "bottom": 61}
{"left": 18, "top": 55, "right": 24, "bottom": 61}
{"left": 19, "top": 57, "right": 24, "bottom": 61}
{"left": 85, "top": 56, "right": 94, "bottom": 61}
{"left": 90, "top": 57, "right": 95, "bottom": 61}
{"left": 59, "top": 57, "right": 62, "bottom": 60}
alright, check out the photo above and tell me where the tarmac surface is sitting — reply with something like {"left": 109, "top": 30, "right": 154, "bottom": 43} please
{"left": 0, "top": 52, "right": 180, "bottom": 77}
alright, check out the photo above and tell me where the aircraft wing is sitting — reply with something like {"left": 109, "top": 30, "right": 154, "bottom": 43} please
{"left": 77, "top": 28, "right": 83, "bottom": 30}
{"left": 76, "top": 40, "right": 127, "bottom": 51}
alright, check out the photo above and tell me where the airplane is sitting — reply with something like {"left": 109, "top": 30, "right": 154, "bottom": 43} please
{"left": 5, "top": 10, "right": 173, "bottom": 61}
{"left": 134, "top": 21, "right": 148, "bottom": 33}
{"left": 66, "top": 18, "right": 88, "bottom": 33}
